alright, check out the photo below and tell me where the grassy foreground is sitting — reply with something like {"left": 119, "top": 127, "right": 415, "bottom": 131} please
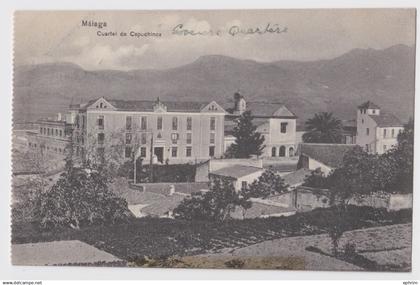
{"left": 12, "top": 206, "right": 412, "bottom": 262}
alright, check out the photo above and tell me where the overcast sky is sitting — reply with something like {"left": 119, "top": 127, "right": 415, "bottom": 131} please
{"left": 14, "top": 9, "right": 416, "bottom": 70}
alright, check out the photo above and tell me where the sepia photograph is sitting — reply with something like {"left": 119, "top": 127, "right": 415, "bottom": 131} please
{"left": 10, "top": 9, "right": 415, "bottom": 272}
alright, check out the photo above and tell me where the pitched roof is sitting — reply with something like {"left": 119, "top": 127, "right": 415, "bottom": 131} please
{"left": 246, "top": 102, "right": 297, "bottom": 118}
{"left": 210, "top": 165, "right": 263, "bottom": 179}
{"left": 224, "top": 117, "right": 269, "bottom": 135}
{"left": 224, "top": 101, "right": 297, "bottom": 118}
{"left": 282, "top": 168, "right": 313, "bottom": 187}
{"left": 358, "top": 101, "right": 380, "bottom": 109}
{"left": 83, "top": 98, "right": 218, "bottom": 113}
{"left": 263, "top": 162, "right": 298, "bottom": 173}
{"left": 299, "top": 143, "right": 357, "bottom": 168}
{"left": 369, "top": 112, "right": 403, "bottom": 127}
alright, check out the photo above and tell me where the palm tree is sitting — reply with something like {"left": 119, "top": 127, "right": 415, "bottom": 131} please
{"left": 302, "top": 112, "right": 343, "bottom": 143}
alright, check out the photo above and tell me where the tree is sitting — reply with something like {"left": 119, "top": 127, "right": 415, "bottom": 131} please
{"left": 384, "top": 118, "right": 414, "bottom": 193}
{"left": 327, "top": 205, "right": 348, "bottom": 256}
{"left": 173, "top": 177, "right": 249, "bottom": 222}
{"left": 241, "top": 168, "right": 289, "bottom": 200}
{"left": 32, "top": 148, "right": 131, "bottom": 229}
{"left": 302, "top": 112, "right": 343, "bottom": 143}
{"left": 226, "top": 110, "right": 265, "bottom": 158}
{"left": 302, "top": 168, "right": 329, "bottom": 189}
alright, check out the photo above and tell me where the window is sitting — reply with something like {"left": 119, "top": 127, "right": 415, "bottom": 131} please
{"left": 186, "top": 133, "right": 192, "bottom": 144}
{"left": 186, "top": 117, "right": 192, "bottom": 131}
{"left": 125, "top": 146, "right": 132, "bottom": 158}
{"left": 241, "top": 181, "right": 247, "bottom": 189}
{"left": 210, "top": 117, "right": 216, "bottom": 131}
{"left": 383, "top": 129, "right": 387, "bottom": 137}
{"left": 126, "top": 133, "right": 132, "bottom": 144}
{"left": 157, "top": 116, "right": 163, "bottom": 130}
{"left": 362, "top": 119, "right": 364, "bottom": 124}
{"left": 39, "top": 127, "right": 42, "bottom": 133}
{"left": 271, "top": 147, "right": 276, "bottom": 157}
{"left": 279, "top": 146, "right": 286, "bottom": 157}
{"left": 365, "top": 144, "right": 369, "bottom": 152}
{"left": 280, "top": 122, "right": 288, "bottom": 133}
{"left": 366, "top": 128, "right": 369, "bottom": 135}
{"left": 98, "top": 133, "right": 105, "bottom": 145}
{"left": 140, "top": 147, "right": 147, "bottom": 157}
{"left": 141, "top": 116, "right": 147, "bottom": 130}
{"left": 186, "top": 146, "right": 192, "bottom": 157}
{"left": 289, "top": 147, "right": 294, "bottom": 157}
{"left": 98, "top": 115, "right": 104, "bottom": 130}
{"left": 59, "top": 130, "right": 62, "bottom": 137}
{"left": 172, "top": 117, "right": 178, "bottom": 130}
{"left": 126, "top": 116, "right": 132, "bottom": 130}
{"left": 55, "top": 129, "right": 58, "bottom": 136}
{"left": 210, "top": 133, "right": 215, "bottom": 144}
{"left": 141, "top": 133, "right": 147, "bottom": 145}
{"left": 171, "top": 133, "right": 179, "bottom": 144}
{"left": 47, "top": 128, "right": 50, "bottom": 135}
{"left": 392, "top": 129, "right": 395, "bottom": 137}
{"left": 372, "top": 109, "right": 376, "bottom": 114}
{"left": 171, "top": 147, "right": 178, "bottom": 157}
{"left": 383, "top": 145, "right": 387, "bottom": 152}
{"left": 209, "top": 146, "right": 215, "bottom": 157}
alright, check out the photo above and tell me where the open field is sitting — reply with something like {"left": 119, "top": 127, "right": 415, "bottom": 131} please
{"left": 198, "top": 223, "right": 411, "bottom": 271}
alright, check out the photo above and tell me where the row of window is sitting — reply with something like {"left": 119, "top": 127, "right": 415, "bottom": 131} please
{"left": 123, "top": 132, "right": 216, "bottom": 145}
{"left": 365, "top": 127, "right": 399, "bottom": 137}
{"left": 28, "top": 142, "right": 65, "bottom": 154}
{"left": 360, "top": 109, "right": 377, "bottom": 115}
{"left": 39, "top": 127, "right": 64, "bottom": 137}
{"left": 124, "top": 146, "right": 216, "bottom": 159}
{"left": 97, "top": 115, "right": 217, "bottom": 132}
{"left": 271, "top": 146, "right": 294, "bottom": 157}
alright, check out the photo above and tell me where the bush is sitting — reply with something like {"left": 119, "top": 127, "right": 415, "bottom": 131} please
{"left": 32, "top": 161, "right": 132, "bottom": 229}
{"left": 224, "top": 258, "right": 245, "bottom": 269}
{"left": 344, "top": 242, "right": 357, "bottom": 257}
{"left": 173, "top": 178, "right": 249, "bottom": 222}
{"left": 137, "top": 164, "right": 196, "bottom": 183}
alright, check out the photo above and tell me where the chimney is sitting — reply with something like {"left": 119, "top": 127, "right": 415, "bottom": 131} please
{"left": 234, "top": 92, "right": 246, "bottom": 115}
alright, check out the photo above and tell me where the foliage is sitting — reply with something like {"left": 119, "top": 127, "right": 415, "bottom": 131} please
{"left": 302, "top": 112, "right": 343, "bottom": 143}
{"left": 241, "top": 168, "right": 289, "bottom": 199}
{"left": 138, "top": 163, "right": 196, "bottom": 183}
{"left": 173, "top": 177, "right": 249, "bottom": 222}
{"left": 384, "top": 118, "right": 414, "bottom": 194}
{"left": 32, "top": 156, "right": 131, "bottom": 230}
{"left": 326, "top": 119, "right": 414, "bottom": 203}
{"left": 13, "top": 206, "right": 411, "bottom": 261}
{"left": 326, "top": 206, "right": 348, "bottom": 256}
{"left": 224, "top": 258, "right": 245, "bottom": 269}
{"left": 226, "top": 110, "right": 265, "bottom": 158}
{"left": 302, "top": 168, "right": 329, "bottom": 189}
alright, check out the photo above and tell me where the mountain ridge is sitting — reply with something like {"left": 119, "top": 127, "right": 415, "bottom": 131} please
{"left": 13, "top": 44, "right": 415, "bottom": 127}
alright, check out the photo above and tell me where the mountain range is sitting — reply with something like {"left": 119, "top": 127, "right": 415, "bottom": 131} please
{"left": 13, "top": 44, "right": 415, "bottom": 128}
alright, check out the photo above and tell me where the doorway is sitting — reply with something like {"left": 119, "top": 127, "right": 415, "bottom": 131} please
{"left": 154, "top": 147, "right": 164, "bottom": 163}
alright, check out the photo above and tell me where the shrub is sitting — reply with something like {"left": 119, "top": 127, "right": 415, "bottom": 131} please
{"left": 225, "top": 258, "right": 245, "bottom": 269}
{"left": 173, "top": 177, "right": 249, "bottom": 222}
{"left": 32, "top": 160, "right": 132, "bottom": 229}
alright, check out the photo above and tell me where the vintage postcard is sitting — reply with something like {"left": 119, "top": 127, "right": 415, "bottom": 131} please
{"left": 11, "top": 9, "right": 415, "bottom": 271}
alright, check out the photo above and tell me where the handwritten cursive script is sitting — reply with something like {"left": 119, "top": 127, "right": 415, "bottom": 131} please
{"left": 171, "top": 23, "right": 287, "bottom": 37}
{"left": 228, "top": 23, "right": 287, "bottom": 36}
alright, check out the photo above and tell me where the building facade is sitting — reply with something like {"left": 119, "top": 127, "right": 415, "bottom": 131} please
{"left": 224, "top": 93, "right": 298, "bottom": 158}
{"left": 27, "top": 114, "right": 73, "bottom": 156}
{"left": 356, "top": 101, "right": 404, "bottom": 154}
{"left": 70, "top": 97, "right": 226, "bottom": 164}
